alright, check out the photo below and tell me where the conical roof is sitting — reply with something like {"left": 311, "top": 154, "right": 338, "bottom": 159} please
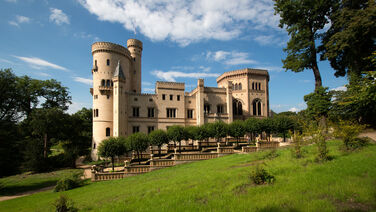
{"left": 114, "top": 60, "right": 125, "bottom": 79}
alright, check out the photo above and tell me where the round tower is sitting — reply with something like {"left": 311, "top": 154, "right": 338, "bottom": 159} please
{"left": 91, "top": 42, "right": 131, "bottom": 160}
{"left": 127, "top": 39, "right": 143, "bottom": 93}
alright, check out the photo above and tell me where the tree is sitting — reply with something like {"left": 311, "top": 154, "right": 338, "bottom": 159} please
{"left": 260, "top": 118, "right": 276, "bottom": 142}
{"left": 274, "top": 116, "right": 296, "bottom": 142}
{"left": 0, "top": 69, "right": 21, "bottom": 121}
{"left": 228, "top": 120, "right": 246, "bottom": 145}
{"left": 209, "top": 121, "right": 228, "bottom": 143}
{"left": 167, "top": 125, "right": 185, "bottom": 153}
{"left": 320, "top": 0, "right": 376, "bottom": 80}
{"left": 149, "top": 130, "right": 168, "bottom": 158}
{"left": 274, "top": 0, "right": 334, "bottom": 90}
{"left": 40, "top": 79, "right": 71, "bottom": 111}
{"left": 0, "top": 120, "right": 23, "bottom": 176}
{"left": 244, "top": 118, "right": 261, "bottom": 143}
{"left": 126, "top": 132, "right": 149, "bottom": 164}
{"left": 16, "top": 75, "right": 44, "bottom": 118}
{"left": 98, "top": 137, "right": 127, "bottom": 171}
{"left": 304, "top": 86, "right": 332, "bottom": 127}
{"left": 184, "top": 126, "right": 198, "bottom": 146}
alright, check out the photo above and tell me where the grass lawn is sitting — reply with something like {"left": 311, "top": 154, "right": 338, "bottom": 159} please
{"left": 0, "top": 140, "right": 375, "bottom": 211}
{"left": 0, "top": 169, "right": 82, "bottom": 196}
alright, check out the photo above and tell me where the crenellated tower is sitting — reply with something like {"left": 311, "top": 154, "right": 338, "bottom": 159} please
{"left": 127, "top": 39, "right": 143, "bottom": 93}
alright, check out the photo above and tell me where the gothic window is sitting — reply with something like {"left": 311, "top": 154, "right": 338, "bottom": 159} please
{"left": 259, "top": 83, "right": 261, "bottom": 90}
{"left": 234, "top": 83, "right": 238, "bottom": 90}
{"left": 252, "top": 82, "right": 254, "bottom": 90}
{"left": 106, "top": 80, "right": 111, "bottom": 87}
{"left": 252, "top": 99, "right": 262, "bottom": 116}
{"left": 204, "top": 104, "right": 211, "bottom": 114}
{"left": 233, "top": 99, "right": 243, "bottom": 116}
{"left": 217, "top": 104, "right": 224, "bottom": 114}
{"left": 239, "top": 83, "right": 242, "bottom": 90}
{"left": 101, "top": 79, "right": 105, "bottom": 86}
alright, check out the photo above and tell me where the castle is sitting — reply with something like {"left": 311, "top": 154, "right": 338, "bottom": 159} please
{"left": 90, "top": 39, "right": 270, "bottom": 160}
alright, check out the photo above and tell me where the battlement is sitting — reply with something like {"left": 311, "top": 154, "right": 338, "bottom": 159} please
{"left": 216, "top": 68, "right": 269, "bottom": 83}
{"left": 92, "top": 42, "right": 131, "bottom": 57}
{"left": 127, "top": 39, "right": 143, "bottom": 50}
{"left": 156, "top": 81, "right": 185, "bottom": 90}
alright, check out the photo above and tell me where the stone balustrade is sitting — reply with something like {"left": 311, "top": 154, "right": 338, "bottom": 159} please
{"left": 198, "top": 141, "right": 221, "bottom": 148}
{"left": 242, "top": 146, "right": 258, "bottom": 153}
{"left": 124, "top": 165, "right": 150, "bottom": 174}
{"left": 227, "top": 137, "right": 248, "bottom": 143}
{"left": 131, "top": 152, "right": 151, "bottom": 159}
{"left": 150, "top": 159, "right": 175, "bottom": 167}
{"left": 150, "top": 149, "right": 168, "bottom": 155}
{"left": 91, "top": 171, "right": 125, "bottom": 182}
{"left": 174, "top": 153, "right": 218, "bottom": 160}
{"left": 256, "top": 141, "right": 280, "bottom": 149}
{"left": 168, "top": 145, "right": 197, "bottom": 151}
{"left": 217, "top": 147, "right": 235, "bottom": 154}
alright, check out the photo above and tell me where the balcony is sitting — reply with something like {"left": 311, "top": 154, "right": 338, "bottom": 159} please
{"left": 99, "top": 86, "right": 112, "bottom": 94}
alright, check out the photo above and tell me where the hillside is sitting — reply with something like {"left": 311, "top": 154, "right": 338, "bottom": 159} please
{"left": 0, "top": 140, "right": 375, "bottom": 211}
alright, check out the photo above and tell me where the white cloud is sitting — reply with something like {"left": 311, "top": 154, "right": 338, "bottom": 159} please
{"left": 331, "top": 85, "right": 347, "bottom": 91}
{"left": 13, "top": 56, "right": 68, "bottom": 71}
{"left": 79, "top": 0, "right": 280, "bottom": 46}
{"left": 49, "top": 8, "right": 70, "bottom": 25}
{"left": 9, "top": 15, "right": 30, "bottom": 27}
{"left": 199, "top": 66, "right": 211, "bottom": 72}
{"left": 73, "top": 77, "right": 92, "bottom": 85}
{"left": 36, "top": 72, "right": 51, "bottom": 77}
{"left": 152, "top": 70, "right": 219, "bottom": 82}
{"left": 206, "top": 50, "right": 258, "bottom": 66}
{"left": 288, "top": 107, "right": 299, "bottom": 112}
{"left": 256, "top": 66, "right": 284, "bottom": 72}
{"left": 73, "top": 32, "right": 100, "bottom": 41}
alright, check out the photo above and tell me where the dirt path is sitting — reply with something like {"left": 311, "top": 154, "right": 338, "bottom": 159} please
{"left": 359, "top": 131, "right": 376, "bottom": 142}
{"left": 0, "top": 185, "right": 55, "bottom": 202}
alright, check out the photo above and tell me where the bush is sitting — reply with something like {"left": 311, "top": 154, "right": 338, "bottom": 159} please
{"left": 333, "top": 121, "right": 367, "bottom": 150}
{"left": 54, "top": 173, "right": 83, "bottom": 192}
{"left": 250, "top": 166, "right": 275, "bottom": 185}
{"left": 291, "top": 131, "right": 305, "bottom": 158}
{"left": 53, "top": 195, "right": 78, "bottom": 212}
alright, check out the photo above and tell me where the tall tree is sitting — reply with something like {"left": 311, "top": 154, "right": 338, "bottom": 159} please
{"left": 149, "top": 129, "right": 168, "bottom": 158}
{"left": 228, "top": 120, "right": 246, "bottom": 145}
{"left": 126, "top": 132, "right": 149, "bottom": 165}
{"left": 167, "top": 125, "right": 185, "bottom": 153}
{"left": 274, "top": 0, "right": 334, "bottom": 90}
{"left": 320, "top": 0, "right": 376, "bottom": 80}
{"left": 0, "top": 69, "right": 21, "bottom": 121}
{"left": 209, "top": 121, "right": 228, "bottom": 143}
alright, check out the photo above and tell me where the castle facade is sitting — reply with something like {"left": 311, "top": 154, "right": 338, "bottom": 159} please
{"left": 91, "top": 39, "right": 270, "bottom": 160}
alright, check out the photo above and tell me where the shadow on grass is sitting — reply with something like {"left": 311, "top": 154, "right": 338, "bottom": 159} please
{"left": 257, "top": 206, "right": 301, "bottom": 212}
{"left": 0, "top": 181, "right": 57, "bottom": 196}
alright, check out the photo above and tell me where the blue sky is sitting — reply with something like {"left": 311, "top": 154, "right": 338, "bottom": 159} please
{"left": 0, "top": 0, "right": 348, "bottom": 113}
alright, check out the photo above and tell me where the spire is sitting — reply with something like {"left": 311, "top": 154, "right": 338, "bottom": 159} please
{"left": 114, "top": 60, "right": 125, "bottom": 80}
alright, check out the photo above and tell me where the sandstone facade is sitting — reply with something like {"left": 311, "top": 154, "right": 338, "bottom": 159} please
{"left": 91, "top": 39, "right": 270, "bottom": 160}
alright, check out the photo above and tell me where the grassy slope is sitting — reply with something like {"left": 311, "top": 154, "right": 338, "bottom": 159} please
{"left": 0, "top": 169, "right": 82, "bottom": 196}
{"left": 0, "top": 140, "right": 375, "bottom": 212}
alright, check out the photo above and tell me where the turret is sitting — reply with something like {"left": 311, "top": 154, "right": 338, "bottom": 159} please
{"left": 127, "top": 39, "right": 143, "bottom": 93}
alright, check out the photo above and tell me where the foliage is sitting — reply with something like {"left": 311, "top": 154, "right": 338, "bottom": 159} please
{"left": 167, "top": 125, "right": 185, "bottom": 152}
{"left": 54, "top": 173, "right": 84, "bottom": 192}
{"left": 320, "top": 0, "right": 376, "bottom": 78}
{"left": 250, "top": 166, "right": 275, "bottom": 185}
{"left": 149, "top": 129, "right": 168, "bottom": 157}
{"left": 330, "top": 71, "right": 376, "bottom": 126}
{"left": 23, "top": 138, "right": 51, "bottom": 172}
{"left": 274, "top": 0, "right": 334, "bottom": 90}
{"left": 228, "top": 120, "right": 245, "bottom": 144}
{"left": 53, "top": 195, "right": 78, "bottom": 212}
{"left": 259, "top": 118, "right": 275, "bottom": 141}
{"left": 274, "top": 116, "right": 296, "bottom": 142}
{"left": 98, "top": 137, "right": 127, "bottom": 171}
{"left": 306, "top": 123, "right": 330, "bottom": 162}
{"left": 209, "top": 121, "right": 228, "bottom": 142}
{"left": 244, "top": 118, "right": 262, "bottom": 142}
{"left": 0, "top": 69, "right": 21, "bottom": 121}
{"left": 304, "top": 87, "right": 332, "bottom": 127}
{"left": 291, "top": 131, "right": 304, "bottom": 158}
{"left": 333, "top": 120, "right": 367, "bottom": 150}
{"left": 126, "top": 132, "right": 149, "bottom": 164}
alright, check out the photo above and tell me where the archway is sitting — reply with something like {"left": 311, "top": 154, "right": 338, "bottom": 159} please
{"left": 233, "top": 99, "right": 243, "bottom": 116}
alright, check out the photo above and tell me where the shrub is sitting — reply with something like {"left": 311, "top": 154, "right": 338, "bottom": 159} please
{"left": 333, "top": 120, "right": 367, "bottom": 150}
{"left": 250, "top": 166, "right": 275, "bottom": 185}
{"left": 261, "top": 149, "right": 279, "bottom": 160}
{"left": 54, "top": 173, "right": 83, "bottom": 192}
{"left": 53, "top": 195, "right": 78, "bottom": 212}
{"left": 291, "top": 131, "right": 305, "bottom": 158}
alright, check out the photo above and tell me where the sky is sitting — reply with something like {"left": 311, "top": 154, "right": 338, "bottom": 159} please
{"left": 0, "top": 0, "right": 348, "bottom": 114}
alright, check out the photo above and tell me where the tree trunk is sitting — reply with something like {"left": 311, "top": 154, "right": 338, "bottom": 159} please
{"left": 283, "top": 133, "right": 286, "bottom": 143}
{"left": 179, "top": 141, "right": 181, "bottom": 153}
{"left": 43, "top": 133, "right": 47, "bottom": 158}
{"left": 310, "top": 38, "right": 322, "bottom": 91}
{"left": 159, "top": 146, "right": 161, "bottom": 159}
{"left": 137, "top": 151, "right": 141, "bottom": 165}
{"left": 111, "top": 157, "right": 114, "bottom": 172}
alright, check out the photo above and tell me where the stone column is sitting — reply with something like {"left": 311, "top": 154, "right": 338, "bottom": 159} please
{"left": 226, "top": 81, "right": 233, "bottom": 123}
{"left": 196, "top": 79, "right": 205, "bottom": 125}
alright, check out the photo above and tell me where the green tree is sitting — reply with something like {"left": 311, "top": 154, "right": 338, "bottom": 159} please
{"left": 167, "top": 125, "right": 185, "bottom": 153}
{"left": 274, "top": 116, "right": 296, "bottom": 142}
{"left": 0, "top": 69, "right": 21, "bottom": 121}
{"left": 260, "top": 118, "right": 276, "bottom": 142}
{"left": 126, "top": 132, "right": 149, "bottom": 164}
{"left": 320, "top": 0, "right": 376, "bottom": 80}
{"left": 98, "top": 137, "right": 127, "bottom": 171}
{"left": 209, "top": 121, "right": 228, "bottom": 143}
{"left": 228, "top": 120, "right": 246, "bottom": 145}
{"left": 184, "top": 126, "right": 198, "bottom": 147}
{"left": 149, "top": 130, "right": 168, "bottom": 158}
{"left": 304, "top": 87, "right": 332, "bottom": 128}
{"left": 274, "top": 0, "right": 334, "bottom": 90}
{"left": 244, "top": 118, "right": 261, "bottom": 143}
{"left": 16, "top": 75, "right": 44, "bottom": 118}
{"left": 40, "top": 79, "right": 71, "bottom": 111}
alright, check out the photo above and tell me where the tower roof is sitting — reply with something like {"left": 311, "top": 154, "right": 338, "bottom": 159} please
{"left": 114, "top": 61, "right": 125, "bottom": 80}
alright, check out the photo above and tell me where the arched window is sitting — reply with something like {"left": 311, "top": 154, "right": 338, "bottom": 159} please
{"left": 111, "top": 80, "right": 113, "bottom": 86}
{"left": 106, "top": 59, "right": 110, "bottom": 66}
{"left": 252, "top": 82, "right": 254, "bottom": 90}
{"left": 101, "top": 79, "right": 105, "bottom": 86}
{"left": 233, "top": 99, "right": 243, "bottom": 116}
{"left": 252, "top": 99, "right": 262, "bottom": 116}
{"left": 234, "top": 83, "right": 238, "bottom": 90}
{"left": 106, "top": 127, "right": 110, "bottom": 137}
{"left": 259, "top": 83, "right": 261, "bottom": 90}
{"left": 239, "top": 83, "right": 242, "bottom": 90}
{"left": 106, "top": 80, "right": 111, "bottom": 87}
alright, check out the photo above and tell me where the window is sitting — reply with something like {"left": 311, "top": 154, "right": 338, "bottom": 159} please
{"left": 106, "top": 80, "right": 111, "bottom": 87}
{"left": 132, "top": 107, "right": 139, "bottom": 117}
{"left": 204, "top": 104, "right": 211, "bottom": 114}
{"left": 177, "top": 95, "right": 180, "bottom": 101}
{"left": 134, "top": 98, "right": 138, "bottom": 101}
{"left": 132, "top": 126, "right": 140, "bottom": 133}
{"left": 106, "top": 127, "right": 110, "bottom": 137}
{"left": 94, "top": 60, "right": 97, "bottom": 67}
{"left": 170, "top": 94, "right": 173, "bottom": 100}
{"left": 259, "top": 83, "right": 261, "bottom": 90}
{"left": 106, "top": 59, "right": 110, "bottom": 66}
{"left": 101, "top": 79, "right": 105, "bottom": 86}
{"left": 94, "top": 95, "right": 98, "bottom": 99}
{"left": 148, "top": 126, "right": 155, "bottom": 134}
{"left": 252, "top": 82, "right": 254, "bottom": 90}
{"left": 239, "top": 83, "right": 242, "bottom": 90}
{"left": 93, "top": 109, "right": 99, "bottom": 117}
{"left": 233, "top": 99, "right": 243, "bottom": 116}
{"left": 252, "top": 99, "right": 262, "bottom": 116}
{"left": 93, "top": 142, "right": 96, "bottom": 149}
{"left": 217, "top": 105, "right": 224, "bottom": 114}
{"left": 149, "top": 98, "right": 153, "bottom": 102}
{"left": 187, "top": 109, "right": 193, "bottom": 119}
{"left": 148, "top": 107, "right": 154, "bottom": 118}
{"left": 162, "top": 94, "right": 166, "bottom": 100}
{"left": 235, "top": 84, "right": 238, "bottom": 90}
{"left": 166, "top": 108, "right": 176, "bottom": 118}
